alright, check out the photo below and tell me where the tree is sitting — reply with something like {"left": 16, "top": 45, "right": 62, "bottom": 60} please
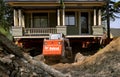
{"left": 102, "top": 0, "right": 120, "bottom": 38}
{"left": 0, "top": 0, "right": 13, "bottom": 40}
{"left": 0, "top": 0, "right": 13, "bottom": 30}
{"left": 102, "top": 0, "right": 120, "bottom": 21}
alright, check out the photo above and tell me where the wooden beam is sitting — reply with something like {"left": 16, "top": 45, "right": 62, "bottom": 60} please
{"left": 8, "top": 2, "right": 105, "bottom": 7}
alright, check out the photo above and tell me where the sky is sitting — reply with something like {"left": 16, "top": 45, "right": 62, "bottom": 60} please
{"left": 110, "top": 17, "right": 120, "bottom": 28}
{"left": 110, "top": 0, "right": 120, "bottom": 28}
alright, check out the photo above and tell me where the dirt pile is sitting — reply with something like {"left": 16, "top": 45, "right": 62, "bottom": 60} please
{"left": 53, "top": 37, "right": 120, "bottom": 77}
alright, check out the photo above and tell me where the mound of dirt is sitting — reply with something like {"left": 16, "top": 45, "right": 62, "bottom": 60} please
{"left": 53, "top": 37, "right": 120, "bottom": 77}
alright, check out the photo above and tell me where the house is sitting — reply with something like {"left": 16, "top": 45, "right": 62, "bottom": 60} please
{"left": 5, "top": 0, "right": 106, "bottom": 51}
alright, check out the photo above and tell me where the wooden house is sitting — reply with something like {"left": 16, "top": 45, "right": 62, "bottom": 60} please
{"left": 110, "top": 28, "right": 120, "bottom": 39}
{"left": 6, "top": 0, "right": 107, "bottom": 51}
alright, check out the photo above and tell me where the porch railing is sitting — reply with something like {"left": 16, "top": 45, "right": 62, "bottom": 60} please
{"left": 24, "top": 28, "right": 57, "bottom": 36}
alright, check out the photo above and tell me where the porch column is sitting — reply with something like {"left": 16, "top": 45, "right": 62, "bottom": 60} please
{"left": 98, "top": 9, "right": 102, "bottom": 26}
{"left": 93, "top": 9, "right": 97, "bottom": 26}
{"left": 13, "top": 9, "right": 18, "bottom": 27}
{"left": 18, "top": 9, "right": 22, "bottom": 27}
{"left": 22, "top": 15, "right": 25, "bottom": 27}
{"left": 57, "top": 9, "right": 60, "bottom": 26}
{"left": 62, "top": 9, "right": 65, "bottom": 26}
{"left": 30, "top": 13, "right": 33, "bottom": 28}
{"left": 56, "top": 8, "right": 67, "bottom": 35}
{"left": 92, "top": 9, "right": 103, "bottom": 35}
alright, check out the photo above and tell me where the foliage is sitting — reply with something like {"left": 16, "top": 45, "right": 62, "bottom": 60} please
{"left": 0, "top": 26, "right": 12, "bottom": 40}
{"left": 102, "top": 1, "right": 120, "bottom": 21}
{"left": 0, "top": 0, "right": 13, "bottom": 30}
{"left": 60, "top": 0, "right": 65, "bottom": 9}
{"left": 0, "top": 0, "right": 13, "bottom": 40}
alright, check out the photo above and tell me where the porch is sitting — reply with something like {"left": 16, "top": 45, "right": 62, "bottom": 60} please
{"left": 11, "top": 8, "right": 104, "bottom": 38}
{"left": 12, "top": 26, "right": 103, "bottom": 38}
{"left": 11, "top": 0, "right": 105, "bottom": 39}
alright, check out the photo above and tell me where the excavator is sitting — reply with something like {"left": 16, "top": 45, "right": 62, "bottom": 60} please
{"left": 42, "top": 33, "right": 72, "bottom": 62}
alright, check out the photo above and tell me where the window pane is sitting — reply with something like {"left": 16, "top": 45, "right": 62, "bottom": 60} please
{"left": 69, "top": 16, "right": 75, "bottom": 25}
{"left": 65, "top": 16, "right": 69, "bottom": 25}
{"left": 33, "top": 13, "right": 48, "bottom": 28}
{"left": 33, "top": 16, "right": 40, "bottom": 28}
{"left": 81, "top": 12, "right": 88, "bottom": 33}
{"left": 65, "top": 12, "right": 75, "bottom": 26}
{"left": 40, "top": 16, "right": 48, "bottom": 27}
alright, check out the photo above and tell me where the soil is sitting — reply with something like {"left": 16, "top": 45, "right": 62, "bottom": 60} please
{"left": 51, "top": 37, "right": 120, "bottom": 77}
{"left": 1, "top": 35, "right": 120, "bottom": 77}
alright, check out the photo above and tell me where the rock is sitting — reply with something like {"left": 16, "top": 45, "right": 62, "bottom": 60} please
{"left": 74, "top": 53, "right": 86, "bottom": 63}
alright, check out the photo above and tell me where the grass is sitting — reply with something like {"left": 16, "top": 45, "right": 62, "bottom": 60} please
{"left": 0, "top": 26, "right": 13, "bottom": 40}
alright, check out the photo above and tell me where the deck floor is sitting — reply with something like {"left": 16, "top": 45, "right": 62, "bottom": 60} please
{"left": 14, "top": 35, "right": 102, "bottom": 39}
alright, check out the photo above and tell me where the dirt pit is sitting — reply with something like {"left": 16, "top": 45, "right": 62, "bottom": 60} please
{"left": 51, "top": 37, "right": 120, "bottom": 77}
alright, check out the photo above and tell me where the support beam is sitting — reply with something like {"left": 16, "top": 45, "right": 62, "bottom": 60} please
{"left": 18, "top": 9, "right": 22, "bottom": 27}
{"left": 13, "top": 9, "right": 18, "bottom": 27}
{"left": 93, "top": 9, "right": 97, "bottom": 26}
{"left": 57, "top": 9, "right": 60, "bottom": 26}
{"left": 98, "top": 9, "right": 102, "bottom": 26}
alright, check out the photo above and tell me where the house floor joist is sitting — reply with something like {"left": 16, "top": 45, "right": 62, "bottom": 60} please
{"left": 13, "top": 35, "right": 102, "bottom": 39}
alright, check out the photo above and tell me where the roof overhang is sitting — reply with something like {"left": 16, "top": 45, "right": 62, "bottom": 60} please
{"left": 7, "top": 1, "right": 106, "bottom": 9}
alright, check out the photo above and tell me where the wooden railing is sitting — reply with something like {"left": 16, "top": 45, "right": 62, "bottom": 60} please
{"left": 24, "top": 28, "right": 57, "bottom": 36}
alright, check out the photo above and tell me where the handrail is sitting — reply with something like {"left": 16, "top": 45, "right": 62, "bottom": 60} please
{"left": 24, "top": 28, "right": 57, "bottom": 36}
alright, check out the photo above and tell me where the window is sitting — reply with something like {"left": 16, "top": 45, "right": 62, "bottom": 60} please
{"left": 33, "top": 13, "right": 48, "bottom": 28}
{"left": 81, "top": 12, "right": 89, "bottom": 34}
{"left": 65, "top": 12, "right": 75, "bottom": 26}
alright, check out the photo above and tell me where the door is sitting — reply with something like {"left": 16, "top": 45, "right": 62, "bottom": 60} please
{"left": 80, "top": 12, "right": 89, "bottom": 34}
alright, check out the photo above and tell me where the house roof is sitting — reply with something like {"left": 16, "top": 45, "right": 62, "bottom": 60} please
{"left": 5, "top": 0, "right": 106, "bottom": 2}
{"left": 110, "top": 28, "right": 120, "bottom": 38}
{"left": 5, "top": 0, "right": 106, "bottom": 9}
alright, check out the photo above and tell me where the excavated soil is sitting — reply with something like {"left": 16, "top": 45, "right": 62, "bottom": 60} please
{"left": 52, "top": 37, "right": 120, "bottom": 77}
{"left": 1, "top": 35, "right": 120, "bottom": 77}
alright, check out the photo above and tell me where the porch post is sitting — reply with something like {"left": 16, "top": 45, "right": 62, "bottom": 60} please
{"left": 56, "top": 8, "right": 67, "bottom": 35}
{"left": 13, "top": 9, "right": 18, "bottom": 27}
{"left": 93, "top": 9, "right": 97, "bottom": 26}
{"left": 92, "top": 9, "right": 103, "bottom": 35}
{"left": 22, "top": 15, "right": 25, "bottom": 27}
{"left": 12, "top": 9, "right": 23, "bottom": 37}
{"left": 30, "top": 13, "right": 33, "bottom": 28}
{"left": 18, "top": 9, "right": 22, "bottom": 27}
{"left": 98, "top": 9, "right": 102, "bottom": 26}
{"left": 57, "top": 9, "right": 60, "bottom": 26}
{"left": 62, "top": 8, "right": 65, "bottom": 26}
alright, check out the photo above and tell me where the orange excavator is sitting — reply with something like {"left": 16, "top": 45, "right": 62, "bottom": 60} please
{"left": 42, "top": 33, "right": 72, "bottom": 62}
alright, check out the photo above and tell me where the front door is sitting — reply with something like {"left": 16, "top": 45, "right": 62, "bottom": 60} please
{"left": 80, "top": 12, "right": 89, "bottom": 34}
